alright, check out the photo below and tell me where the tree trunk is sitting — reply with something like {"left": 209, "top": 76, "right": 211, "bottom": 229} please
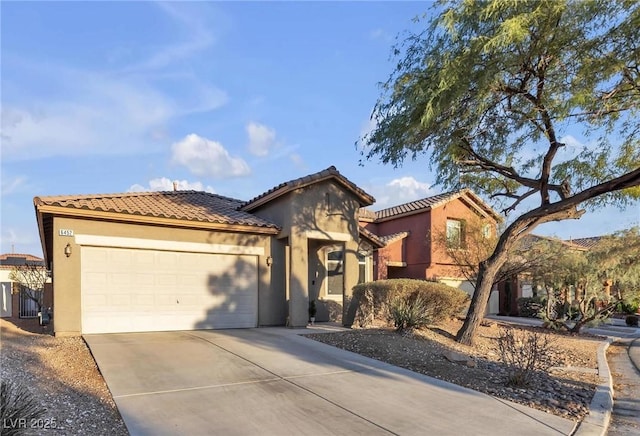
{"left": 456, "top": 254, "right": 504, "bottom": 345}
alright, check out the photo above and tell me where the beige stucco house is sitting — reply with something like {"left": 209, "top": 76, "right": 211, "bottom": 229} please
{"left": 35, "top": 166, "right": 378, "bottom": 336}
{"left": 35, "top": 166, "right": 505, "bottom": 336}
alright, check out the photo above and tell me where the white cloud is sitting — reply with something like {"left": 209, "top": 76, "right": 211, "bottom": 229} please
{"left": 370, "top": 176, "right": 434, "bottom": 209}
{"left": 357, "top": 115, "right": 379, "bottom": 149}
{"left": 369, "top": 28, "right": 392, "bottom": 43}
{"left": 289, "top": 153, "right": 306, "bottom": 170}
{"left": 128, "top": 177, "right": 215, "bottom": 193}
{"left": 0, "top": 227, "right": 42, "bottom": 256}
{"left": 560, "top": 134, "right": 584, "bottom": 149}
{"left": 129, "top": 3, "right": 216, "bottom": 72}
{"left": 1, "top": 176, "right": 28, "bottom": 196}
{"left": 1, "top": 2, "right": 228, "bottom": 162}
{"left": 246, "top": 122, "right": 277, "bottom": 157}
{"left": 171, "top": 134, "right": 251, "bottom": 178}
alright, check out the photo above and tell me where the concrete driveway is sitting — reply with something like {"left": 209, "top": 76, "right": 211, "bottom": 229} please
{"left": 84, "top": 327, "right": 576, "bottom": 436}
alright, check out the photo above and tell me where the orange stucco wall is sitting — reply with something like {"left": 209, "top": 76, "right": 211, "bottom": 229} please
{"left": 362, "top": 196, "right": 498, "bottom": 281}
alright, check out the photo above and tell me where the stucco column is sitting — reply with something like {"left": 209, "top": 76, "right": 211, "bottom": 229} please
{"left": 288, "top": 232, "right": 309, "bottom": 327}
{"left": 342, "top": 239, "right": 359, "bottom": 326}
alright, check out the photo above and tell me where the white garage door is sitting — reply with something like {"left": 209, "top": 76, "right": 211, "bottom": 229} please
{"left": 81, "top": 246, "right": 258, "bottom": 334}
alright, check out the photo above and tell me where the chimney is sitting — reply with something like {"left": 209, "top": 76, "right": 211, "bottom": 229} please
{"left": 173, "top": 181, "right": 178, "bottom": 192}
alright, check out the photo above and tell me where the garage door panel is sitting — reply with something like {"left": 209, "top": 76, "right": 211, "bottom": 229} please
{"left": 81, "top": 247, "right": 258, "bottom": 334}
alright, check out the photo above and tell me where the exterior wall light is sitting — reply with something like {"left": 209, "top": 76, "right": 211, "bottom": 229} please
{"left": 266, "top": 256, "right": 273, "bottom": 267}
{"left": 64, "top": 243, "right": 72, "bottom": 257}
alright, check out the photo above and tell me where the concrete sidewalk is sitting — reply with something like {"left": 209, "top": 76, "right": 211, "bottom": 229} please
{"left": 487, "top": 315, "right": 640, "bottom": 436}
{"left": 607, "top": 337, "right": 640, "bottom": 435}
{"left": 85, "top": 327, "right": 576, "bottom": 436}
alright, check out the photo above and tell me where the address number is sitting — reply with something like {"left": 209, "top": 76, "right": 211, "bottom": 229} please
{"left": 59, "top": 229, "right": 74, "bottom": 237}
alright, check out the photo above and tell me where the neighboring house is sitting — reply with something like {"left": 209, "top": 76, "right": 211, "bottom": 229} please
{"left": 34, "top": 166, "right": 504, "bottom": 336}
{"left": 496, "top": 234, "right": 590, "bottom": 316}
{"left": 0, "top": 253, "right": 52, "bottom": 326}
{"left": 358, "top": 190, "right": 503, "bottom": 314}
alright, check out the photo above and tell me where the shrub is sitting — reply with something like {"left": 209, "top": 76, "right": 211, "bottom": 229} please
{"left": 617, "top": 300, "right": 640, "bottom": 315}
{"left": 352, "top": 279, "right": 470, "bottom": 327}
{"left": 495, "top": 327, "right": 556, "bottom": 387}
{"left": 0, "top": 380, "right": 45, "bottom": 436}
{"left": 625, "top": 315, "right": 639, "bottom": 327}
{"left": 517, "top": 297, "right": 545, "bottom": 318}
{"left": 388, "top": 295, "right": 431, "bottom": 331}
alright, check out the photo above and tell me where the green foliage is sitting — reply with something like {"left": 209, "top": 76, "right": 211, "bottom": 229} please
{"left": 363, "top": 0, "right": 639, "bottom": 211}
{"left": 517, "top": 297, "right": 545, "bottom": 318}
{"left": 352, "top": 279, "right": 470, "bottom": 327}
{"left": 363, "top": 0, "right": 640, "bottom": 345}
{"left": 616, "top": 299, "right": 639, "bottom": 315}
{"left": 388, "top": 295, "right": 432, "bottom": 331}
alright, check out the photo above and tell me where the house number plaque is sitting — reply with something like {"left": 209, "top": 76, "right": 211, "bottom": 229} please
{"left": 59, "top": 229, "right": 74, "bottom": 237}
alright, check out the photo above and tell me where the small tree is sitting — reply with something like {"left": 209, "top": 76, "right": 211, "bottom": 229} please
{"left": 529, "top": 237, "right": 620, "bottom": 332}
{"left": 9, "top": 263, "right": 48, "bottom": 313}
{"left": 432, "top": 217, "right": 560, "bottom": 290}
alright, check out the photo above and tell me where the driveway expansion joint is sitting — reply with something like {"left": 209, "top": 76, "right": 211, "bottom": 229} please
{"left": 184, "top": 332, "right": 399, "bottom": 436}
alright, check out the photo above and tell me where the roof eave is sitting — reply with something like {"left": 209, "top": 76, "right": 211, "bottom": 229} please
{"left": 242, "top": 174, "right": 375, "bottom": 212}
{"left": 34, "top": 204, "right": 280, "bottom": 235}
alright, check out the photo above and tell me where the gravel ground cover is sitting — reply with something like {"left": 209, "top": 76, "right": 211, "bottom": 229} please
{"left": 1, "top": 317, "right": 604, "bottom": 433}
{"left": 0, "top": 320, "right": 127, "bottom": 435}
{"left": 307, "top": 318, "right": 603, "bottom": 421}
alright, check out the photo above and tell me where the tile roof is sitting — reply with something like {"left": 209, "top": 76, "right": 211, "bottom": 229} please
{"left": 242, "top": 166, "right": 375, "bottom": 211}
{"left": 358, "top": 208, "right": 377, "bottom": 222}
{"left": 0, "top": 253, "right": 45, "bottom": 268}
{"left": 358, "top": 226, "right": 385, "bottom": 248}
{"left": 34, "top": 191, "right": 279, "bottom": 231}
{"left": 374, "top": 191, "right": 463, "bottom": 220}
{"left": 518, "top": 234, "right": 587, "bottom": 251}
{"left": 568, "top": 237, "right": 603, "bottom": 249}
{"left": 379, "top": 231, "right": 410, "bottom": 245}
{"left": 373, "top": 189, "right": 501, "bottom": 222}
{"left": 0, "top": 253, "right": 44, "bottom": 262}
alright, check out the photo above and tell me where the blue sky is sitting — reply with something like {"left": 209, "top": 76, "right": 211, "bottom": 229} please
{"left": 2, "top": 1, "right": 638, "bottom": 257}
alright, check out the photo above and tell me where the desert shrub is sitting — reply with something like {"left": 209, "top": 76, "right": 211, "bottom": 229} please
{"left": 388, "top": 295, "right": 431, "bottom": 331}
{"left": 517, "top": 297, "right": 545, "bottom": 318}
{"left": 0, "top": 380, "right": 45, "bottom": 436}
{"left": 616, "top": 300, "right": 640, "bottom": 315}
{"left": 495, "top": 327, "right": 556, "bottom": 387}
{"left": 352, "top": 279, "right": 470, "bottom": 327}
{"left": 626, "top": 315, "right": 639, "bottom": 327}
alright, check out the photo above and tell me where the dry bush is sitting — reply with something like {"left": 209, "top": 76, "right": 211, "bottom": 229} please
{"left": 495, "top": 327, "right": 556, "bottom": 387}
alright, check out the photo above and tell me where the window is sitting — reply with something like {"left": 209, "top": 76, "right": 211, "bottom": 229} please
{"left": 357, "top": 252, "right": 367, "bottom": 284}
{"left": 482, "top": 223, "right": 492, "bottom": 239}
{"left": 446, "top": 219, "right": 465, "bottom": 248}
{"left": 326, "top": 249, "right": 343, "bottom": 295}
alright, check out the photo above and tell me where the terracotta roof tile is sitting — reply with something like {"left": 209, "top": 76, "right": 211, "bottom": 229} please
{"left": 242, "top": 166, "right": 375, "bottom": 211}
{"left": 519, "top": 234, "right": 588, "bottom": 251}
{"left": 358, "top": 226, "right": 385, "bottom": 248}
{"left": 358, "top": 208, "right": 377, "bottom": 222}
{"left": 379, "top": 231, "right": 410, "bottom": 245}
{"left": 34, "top": 191, "right": 279, "bottom": 230}
{"left": 374, "top": 191, "right": 463, "bottom": 220}
{"left": 0, "top": 253, "right": 45, "bottom": 268}
{"left": 568, "top": 237, "right": 603, "bottom": 249}
{"left": 373, "top": 189, "right": 502, "bottom": 222}
{"left": 0, "top": 253, "right": 44, "bottom": 262}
